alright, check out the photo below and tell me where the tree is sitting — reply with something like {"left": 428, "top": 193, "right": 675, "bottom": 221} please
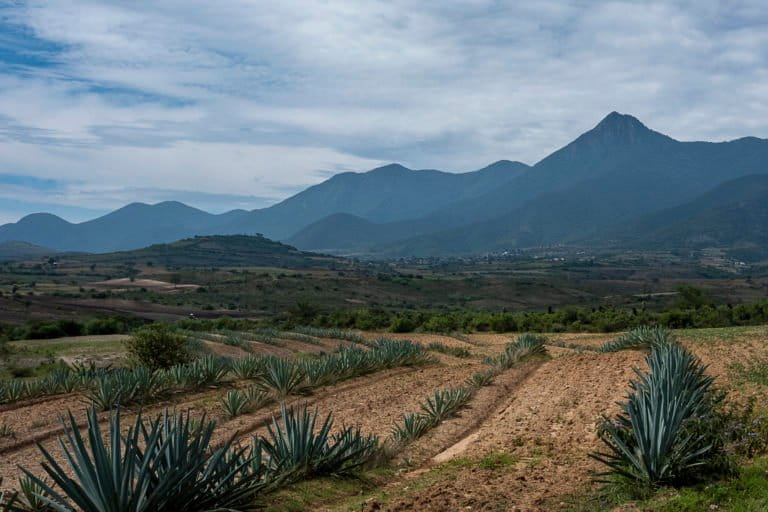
{"left": 674, "top": 285, "right": 712, "bottom": 310}
{"left": 124, "top": 324, "right": 189, "bottom": 370}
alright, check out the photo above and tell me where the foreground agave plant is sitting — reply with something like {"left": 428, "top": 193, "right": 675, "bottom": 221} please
{"left": 19, "top": 408, "right": 269, "bottom": 512}
{"left": 592, "top": 342, "right": 721, "bottom": 486}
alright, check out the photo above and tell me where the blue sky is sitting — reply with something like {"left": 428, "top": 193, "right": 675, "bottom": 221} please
{"left": 0, "top": 1, "right": 767, "bottom": 224}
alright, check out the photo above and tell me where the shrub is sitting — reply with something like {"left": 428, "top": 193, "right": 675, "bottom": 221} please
{"left": 124, "top": 324, "right": 189, "bottom": 370}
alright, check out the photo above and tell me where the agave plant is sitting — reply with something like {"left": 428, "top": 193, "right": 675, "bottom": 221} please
{"left": 231, "top": 356, "right": 266, "bottom": 380}
{"left": 244, "top": 386, "right": 270, "bottom": 410}
{"left": 0, "top": 380, "right": 27, "bottom": 404}
{"left": 20, "top": 407, "right": 269, "bottom": 512}
{"left": 597, "top": 326, "right": 676, "bottom": 353}
{"left": 259, "top": 404, "right": 379, "bottom": 482}
{"left": 420, "top": 388, "right": 474, "bottom": 424}
{"left": 85, "top": 375, "right": 127, "bottom": 411}
{"left": 220, "top": 390, "right": 251, "bottom": 419}
{"left": 592, "top": 343, "right": 720, "bottom": 486}
{"left": 186, "top": 356, "right": 231, "bottom": 388}
{"left": 492, "top": 333, "right": 548, "bottom": 369}
{"left": 259, "top": 358, "right": 307, "bottom": 399}
{"left": 14, "top": 476, "right": 54, "bottom": 512}
{"left": 370, "top": 339, "right": 434, "bottom": 368}
{"left": 391, "top": 413, "right": 431, "bottom": 443}
{"left": 465, "top": 369, "right": 497, "bottom": 388}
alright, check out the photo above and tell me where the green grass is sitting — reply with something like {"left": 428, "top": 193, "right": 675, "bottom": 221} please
{"left": 8, "top": 336, "right": 127, "bottom": 357}
{"left": 565, "top": 457, "right": 768, "bottom": 512}
{"left": 677, "top": 325, "right": 768, "bottom": 344}
{"left": 258, "top": 468, "right": 393, "bottom": 512}
{"left": 730, "top": 360, "right": 768, "bottom": 387}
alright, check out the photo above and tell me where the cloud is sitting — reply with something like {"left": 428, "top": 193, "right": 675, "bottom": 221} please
{"left": 0, "top": 0, "right": 767, "bottom": 221}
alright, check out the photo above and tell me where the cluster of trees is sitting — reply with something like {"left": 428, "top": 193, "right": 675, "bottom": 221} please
{"left": 0, "top": 316, "right": 147, "bottom": 341}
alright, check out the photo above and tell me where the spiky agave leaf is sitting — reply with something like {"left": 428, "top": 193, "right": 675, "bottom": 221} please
{"left": 259, "top": 358, "right": 307, "bottom": 399}
{"left": 598, "top": 326, "right": 676, "bottom": 353}
{"left": 220, "top": 390, "right": 251, "bottom": 419}
{"left": 591, "top": 343, "right": 718, "bottom": 486}
{"left": 391, "top": 413, "right": 431, "bottom": 443}
{"left": 420, "top": 388, "right": 474, "bottom": 425}
{"left": 259, "top": 404, "right": 379, "bottom": 483}
{"left": 231, "top": 355, "right": 266, "bottom": 380}
{"left": 20, "top": 407, "right": 268, "bottom": 512}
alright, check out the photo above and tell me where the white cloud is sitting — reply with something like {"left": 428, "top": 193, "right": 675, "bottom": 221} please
{"left": 0, "top": 0, "right": 767, "bottom": 220}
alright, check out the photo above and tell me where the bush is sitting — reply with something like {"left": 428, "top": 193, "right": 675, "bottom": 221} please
{"left": 124, "top": 324, "right": 189, "bottom": 370}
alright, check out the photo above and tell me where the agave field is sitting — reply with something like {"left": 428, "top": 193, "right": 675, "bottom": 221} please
{"left": 1, "top": 325, "right": 768, "bottom": 511}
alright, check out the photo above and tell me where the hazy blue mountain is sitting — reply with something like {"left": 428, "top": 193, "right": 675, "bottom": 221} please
{"left": 379, "top": 113, "right": 768, "bottom": 255}
{"left": 0, "top": 202, "right": 250, "bottom": 252}
{"left": 0, "top": 161, "right": 527, "bottom": 252}
{"left": 221, "top": 160, "right": 529, "bottom": 240}
{"left": 4, "top": 112, "right": 768, "bottom": 256}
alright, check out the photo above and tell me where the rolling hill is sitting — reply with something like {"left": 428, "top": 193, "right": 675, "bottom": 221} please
{"left": 84, "top": 235, "right": 343, "bottom": 268}
{"left": 0, "top": 240, "right": 56, "bottom": 261}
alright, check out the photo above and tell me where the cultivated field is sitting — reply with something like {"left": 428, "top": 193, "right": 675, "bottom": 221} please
{"left": 1, "top": 326, "right": 767, "bottom": 511}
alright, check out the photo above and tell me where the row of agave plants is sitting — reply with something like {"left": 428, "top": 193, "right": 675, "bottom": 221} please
{"left": 1, "top": 339, "right": 434, "bottom": 412}
{"left": 391, "top": 334, "right": 549, "bottom": 444}
{"left": 221, "top": 340, "right": 435, "bottom": 418}
{"left": 0, "top": 404, "right": 380, "bottom": 512}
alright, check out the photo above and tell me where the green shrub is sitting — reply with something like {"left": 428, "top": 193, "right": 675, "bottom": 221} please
{"left": 124, "top": 324, "right": 189, "bottom": 370}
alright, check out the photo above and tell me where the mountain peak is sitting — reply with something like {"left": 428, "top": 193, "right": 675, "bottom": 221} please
{"left": 369, "top": 163, "right": 411, "bottom": 174}
{"left": 577, "top": 111, "right": 666, "bottom": 147}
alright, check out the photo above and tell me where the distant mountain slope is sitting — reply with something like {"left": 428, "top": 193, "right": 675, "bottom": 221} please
{"left": 4, "top": 112, "right": 768, "bottom": 256}
{"left": 222, "top": 160, "right": 529, "bottom": 240}
{"left": 0, "top": 202, "right": 250, "bottom": 253}
{"left": 593, "top": 174, "right": 768, "bottom": 253}
{"left": 86, "top": 235, "right": 343, "bottom": 268}
{"left": 0, "top": 161, "right": 527, "bottom": 253}
{"left": 0, "top": 240, "right": 56, "bottom": 261}
{"left": 379, "top": 113, "right": 768, "bottom": 255}
{"left": 286, "top": 213, "right": 439, "bottom": 253}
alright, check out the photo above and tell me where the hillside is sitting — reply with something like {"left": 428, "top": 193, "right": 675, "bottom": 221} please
{"left": 592, "top": 174, "right": 768, "bottom": 258}
{"left": 218, "top": 160, "right": 530, "bottom": 240}
{"left": 84, "top": 235, "right": 343, "bottom": 269}
{"left": 377, "top": 113, "right": 768, "bottom": 255}
{"left": 0, "top": 240, "right": 56, "bottom": 261}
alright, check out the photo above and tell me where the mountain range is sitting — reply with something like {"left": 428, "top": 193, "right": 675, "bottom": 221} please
{"left": 2, "top": 112, "right": 767, "bottom": 258}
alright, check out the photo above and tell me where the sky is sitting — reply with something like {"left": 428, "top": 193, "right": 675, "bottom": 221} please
{"left": 0, "top": 1, "right": 767, "bottom": 225}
